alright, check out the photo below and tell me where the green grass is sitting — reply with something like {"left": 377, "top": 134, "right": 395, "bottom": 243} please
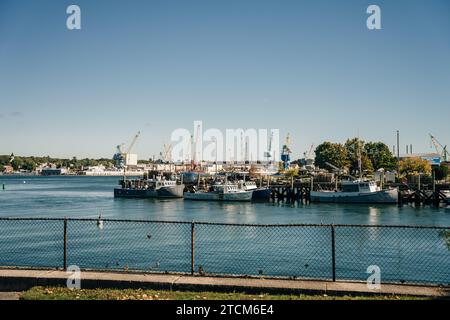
{"left": 20, "top": 286, "right": 427, "bottom": 300}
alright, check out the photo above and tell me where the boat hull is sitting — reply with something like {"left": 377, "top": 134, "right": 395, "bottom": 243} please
{"left": 310, "top": 189, "right": 398, "bottom": 204}
{"left": 251, "top": 188, "right": 272, "bottom": 201}
{"left": 114, "top": 184, "right": 184, "bottom": 199}
{"left": 184, "top": 191, "right": 253, "bottom": 201}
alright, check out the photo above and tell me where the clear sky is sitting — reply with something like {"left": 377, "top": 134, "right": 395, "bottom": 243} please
{"left": 1, "top": 0, "right": 449, "bottom": 160}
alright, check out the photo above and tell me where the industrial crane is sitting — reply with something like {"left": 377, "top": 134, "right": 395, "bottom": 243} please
{"left": 281, "top": 133, "right": 292, "bottom": 170}
{"left": 303, "top": 144, "right": 315, "bottom": 160}
{"left": 325, "top": 161, "right": 356, "bottom": 180}
{"left": 264, "top": 131, "right": 274, "bottom": 161}
{"left": 429, "top": 133, "right": 449, "bottom": 162}
{"left": 191, "top": 123, "right": 201, "bottom": 169}
{"left": 160, "top": 143, "right": 173, "bottom": 163}
{"left": 113, "top": 131, "right": 141, "bottom": 168}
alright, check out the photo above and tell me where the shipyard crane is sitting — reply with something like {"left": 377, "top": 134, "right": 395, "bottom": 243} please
{"left": 160, "top": 143, "right": 173, "bottom": 163}
{"left": 281, "top": 133, "right": 292, "bottom": 170}
{"left": 191, "top": 123, "right": 201, "bottom": 169}
{"left": 429, "top": 133, "right": 449, "bottom": 162}
{"left": 264, "top": 131, "right": 274, "bottom": 161}
{"left": 113, "top": 131, "right": 141, "bottom": 168}
{"left": 303, "top": 144, "right": 315, "bottom": 160}
{"left": 126, "top": 131, "right": 140, "bottom": 155}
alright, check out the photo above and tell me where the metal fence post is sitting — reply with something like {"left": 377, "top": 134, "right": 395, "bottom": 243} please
{"left": 191, "top": 222, "right": 195, "bottom": 275}
{"left": 331, "top": 225, "right": 336, "bottom": 282}
{"left": 63, "top": 218, "right": 68, "bottom": 270}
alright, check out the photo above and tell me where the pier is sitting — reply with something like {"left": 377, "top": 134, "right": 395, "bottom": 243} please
{"left": 398, "top": 184, "right": 450, "bottom": 207}
{"left": 269, "top": 184, "right": 311, "bottom": 203}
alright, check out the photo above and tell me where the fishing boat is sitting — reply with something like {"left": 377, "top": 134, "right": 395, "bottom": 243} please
{"left": 443, "top": 190, "right": 450, "bottom": 205}
{"left": 184, "top": 182, "right": 253, "bottom": 201}
{"left": 310, "top": 180, "right": 398, "bottom": 204}
{"left": 114, "top": 177, "right": 184, "bottom": 198}
{"left": 239, "top": 180, "right": 272, "bottom": 201}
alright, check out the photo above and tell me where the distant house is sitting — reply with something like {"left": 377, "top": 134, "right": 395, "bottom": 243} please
{"left": 3, "top": 165, "right": 14, "bottom": 174}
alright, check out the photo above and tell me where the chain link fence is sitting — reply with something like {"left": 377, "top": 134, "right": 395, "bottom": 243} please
{"left": 0, "top": 218, "right": 448, "bottom": 285}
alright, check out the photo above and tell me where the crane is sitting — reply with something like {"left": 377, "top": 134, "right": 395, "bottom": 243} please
{"left": 160, "top": 143, "right": 173, "bottom": 163}
{"left": 264, "top": 131, "right": 274, "bottom": 161}
{"left": 325, "top": 161, "right": 356, "bottom": 179}
{"left": 281, "top": 133, "right": 292, "bottom": 170}
{"left": 113, "top": 131, "right": 141, "bottom": 168}
{"left": 303, "top": 144, "right": 315, "bottom": 160}
{"left": 191, "top": 123, "right": 201, "bottom": 169}
{"left": 429, "top": 133, "right": 449, "bottom": 162}
{"left": 126, "top": 131, "right": 141, "bottom": 155}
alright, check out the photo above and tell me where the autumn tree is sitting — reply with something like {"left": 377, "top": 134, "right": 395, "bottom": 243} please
{"left": 399, "top": 157, "right": 432, "bottom": 176}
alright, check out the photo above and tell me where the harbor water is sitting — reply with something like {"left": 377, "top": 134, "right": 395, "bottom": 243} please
{"left": 1, "top": 175, "right": 449, "bottom": 225}
{"left": 0, "top": 175, "right": 449, "bottom": 285}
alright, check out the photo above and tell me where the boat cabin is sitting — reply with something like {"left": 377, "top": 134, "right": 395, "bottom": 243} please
{"left": 214, "top": 183, "right": 240, "bottom": 194}
{"left": 341, "top": 180, "right": 379, "bottom": 193}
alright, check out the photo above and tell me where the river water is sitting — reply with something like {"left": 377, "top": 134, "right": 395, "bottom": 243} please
{"left": 0, "top": 175, "right": 449, "bottom": 285}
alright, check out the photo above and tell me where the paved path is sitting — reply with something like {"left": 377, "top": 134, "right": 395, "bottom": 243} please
{"left": 0, "top": 269, "right": 448, "bottom": 298}
{"left": 0, "top": 292, "right": 20, "bottom": 300}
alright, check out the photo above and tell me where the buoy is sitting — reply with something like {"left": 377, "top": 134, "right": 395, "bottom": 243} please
{"left": 97, "top": 213, "right": 104, "bottom": 229}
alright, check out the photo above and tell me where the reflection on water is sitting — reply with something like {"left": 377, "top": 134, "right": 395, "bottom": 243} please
{"left": 0, "top": 176, "right": 449, "bottom": 284}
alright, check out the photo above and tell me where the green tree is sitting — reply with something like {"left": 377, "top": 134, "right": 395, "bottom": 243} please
{"left": 11, "top": 157, "right": 24, "bottom": 170}
{"left": 314, "top": 142, "right": 349, "bottom": 171}
{"left": 21, "top": 158, "right": 37, "bottom": 171}
{"left": 433, "top": 165, "right": 449, "bottom": 181}
{"left": 344, "top": 138, "right": 373, "bottom": 175}
{"left": 364, "top": 142, "right": 397, "bottom": 171}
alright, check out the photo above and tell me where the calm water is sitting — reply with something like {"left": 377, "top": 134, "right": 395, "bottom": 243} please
{"left": 0, "top": 175, "right": 449, "bottom": 285}
{"left": 0, "top": 175, "right": 449, "bottom": 225}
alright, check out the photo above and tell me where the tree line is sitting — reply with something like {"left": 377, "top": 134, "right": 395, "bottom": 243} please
{"left": 0, "top": 155, "right": 115, "bottom": 172}
{"left": 313, "top": 139, "right": 448, "bottom": 179}
{"left": 314, "top": 139, "right": 397, "bottom": 174}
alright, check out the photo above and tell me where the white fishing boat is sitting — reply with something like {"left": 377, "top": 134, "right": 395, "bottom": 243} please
{"left": 184, "top": 182, "right": 253, "bottom": 201}
{"left": 310, "top": 180, "right": 398, "bottom": 204}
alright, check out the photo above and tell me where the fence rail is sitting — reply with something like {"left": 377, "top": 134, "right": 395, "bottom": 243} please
{"left": 0, "top": 217, "right": 449, "bottom": 286}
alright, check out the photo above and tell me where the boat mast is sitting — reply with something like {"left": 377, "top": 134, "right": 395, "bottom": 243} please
{"left": 357, "top": 136, "right": 362, "bottom": 180}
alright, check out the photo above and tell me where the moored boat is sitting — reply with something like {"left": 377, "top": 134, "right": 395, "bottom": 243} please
{"left": 184, "top": 182, "right": 253, "bottom": 201}
{"left": 443, "top": 190, "right": 450, "bottom": 205}
{"left": 310, "top": 180, "right": 398, "bottom": 204}
{"left": 114, "top": 177, "right": 184, "bottom": 198}
{"left": 239, "top": 180, "right": 272, "bottom": 201}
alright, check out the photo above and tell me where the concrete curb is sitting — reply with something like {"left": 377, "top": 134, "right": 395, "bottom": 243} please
{"left": 0, "top": 269, "right": 448, "bottom": 298}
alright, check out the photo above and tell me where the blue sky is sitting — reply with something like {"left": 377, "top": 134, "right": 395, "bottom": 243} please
{"left": 1, "top": 0, "right": 449, "bottom": 159}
